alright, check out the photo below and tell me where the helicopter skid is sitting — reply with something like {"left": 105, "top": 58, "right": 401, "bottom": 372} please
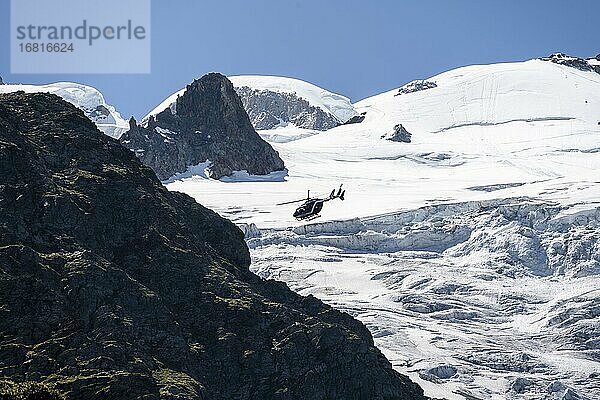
{"left": 296, "top": 214, "right": 321, "bottom": 221}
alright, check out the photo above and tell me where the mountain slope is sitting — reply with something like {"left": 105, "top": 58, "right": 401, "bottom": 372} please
{"left": 354, "top": 58, "right": 600, "bottom": 137}
{"left": 0, "top": 82, "right": 128, "bottom": 139}
{"left": 0, "top": 91, "right": 425, "bottom": 399}
{"left": 121, "top": 73, "right": 285, "bottom": 180}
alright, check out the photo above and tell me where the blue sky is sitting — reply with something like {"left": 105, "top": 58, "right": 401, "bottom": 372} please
{"left": 0, "top": 0, "right": 598, "bottom": 119}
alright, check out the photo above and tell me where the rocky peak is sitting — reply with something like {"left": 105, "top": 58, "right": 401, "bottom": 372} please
{"left": 0, "top": 92, "right": 424, "bottom": 399}
{"left": 0, "top": 76, "right": 4, "bottom": 85}
{"left": 128, "top": 116, "right": 137, "bottom": 130}
{"left": 120, "top": 73, "right": 285, "bottom": 180}
{"left": 175, "top": 73, "right": 249, "bottom": 126}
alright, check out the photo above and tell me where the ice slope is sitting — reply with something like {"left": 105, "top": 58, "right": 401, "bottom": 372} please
{"left": 165, "top": 58, "right": 600, "bottom": 399}
{"left": 143, "top": 75, "right": 356, "bottom": 125}
{"left": 0, "top": 82, "right": 128, "bottom": 139}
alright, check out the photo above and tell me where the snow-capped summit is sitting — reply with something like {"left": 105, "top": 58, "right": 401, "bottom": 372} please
{"left": 144, "top": 75, "right": 357, "bottom": 132}
{"left": 0, "top": 82, "right": 128, "bottom": 139}
{"left": 230, "top": 75, "right": 357, "bottom": 129}
{"left": 354, "top": 58, "right": 600, "bottom": 139}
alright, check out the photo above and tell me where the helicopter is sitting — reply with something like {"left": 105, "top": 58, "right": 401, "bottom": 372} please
{"left": 277, "top": 185, "right": 345, "bottom": 220}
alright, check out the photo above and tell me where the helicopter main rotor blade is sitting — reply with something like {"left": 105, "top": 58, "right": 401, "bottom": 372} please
{"left": 276, "top": 198, "right": 307, "bottom": 206}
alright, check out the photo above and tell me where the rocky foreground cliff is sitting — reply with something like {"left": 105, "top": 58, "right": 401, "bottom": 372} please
{"left": 121, "top": 73, "right": 285, "bottom": 180}
{"left": 0, "top": 92, "right": 425, "bottom": 399}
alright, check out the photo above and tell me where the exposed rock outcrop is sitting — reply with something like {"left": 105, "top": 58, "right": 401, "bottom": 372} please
{"left": 541, "top": 53, "right": 600, "bottom": 74}
{"left": 396, "top": 80, "right": 437, "bottom": 96}
{"left": 0, "top": 76, "right": 4, "bottom": 85}
{"left": 120, "top": 73, "right": 285, "bottom": 180}
{"left": 382, "top": 124, "right": 412, "bottom": 143}
{"left": 0, "top": 92, "right": 425, "bottom": 400}
{"left": 343, "top": 112, "right": 367, "bottom": 125}
{"left": 235, "top": 86, "right": 341, "bottom": 130}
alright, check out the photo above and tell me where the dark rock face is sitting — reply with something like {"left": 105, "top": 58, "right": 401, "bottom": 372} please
{"left": 0, "top": 76, "right": 4, "bottom": 85}
{"left": 120, "top": 73, "right": 285, "bottom": 180}
{"left": 382, "top": 124, "right": 412, "bottom": 143}
{"left": 343, "top": 112, "right": 367, "bottom": 125}
{"left": 235, "top": 86, "right": 341, "bottom": 131}
{"left": 0, "top": 92, "right": 425, "bottom": 400}
{"left": 396, "top": 80, "right": 437, "bottom": 96}
{"left": 541, "top": 53, "right": 600, "bottom": 75}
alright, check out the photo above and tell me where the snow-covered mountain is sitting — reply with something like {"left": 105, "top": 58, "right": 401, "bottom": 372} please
{"left": 354, "top": 57, "right": 599, "bottom": 140}
{"left": 230, "top": 75, "right": 356, "bottom": 131}
{"left": 0, "top": 82, "right": 128, "bottom": 139}
{"left": 165, "top": 56, "right": 600, "bottom": 400}
{"left": 143, "top": 75, "right": 357, "bottom": 141}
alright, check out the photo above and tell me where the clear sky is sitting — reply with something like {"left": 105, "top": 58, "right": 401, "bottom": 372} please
{"left": 0, "top": 0, "right": 598, "bottom": 119}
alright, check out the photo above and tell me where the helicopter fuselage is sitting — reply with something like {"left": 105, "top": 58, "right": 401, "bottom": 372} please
{"left": 293, "top": 199, "right": 324, "bottom": 220}
{"left": 277, "top": 185, "right": 345, "bottom": 220}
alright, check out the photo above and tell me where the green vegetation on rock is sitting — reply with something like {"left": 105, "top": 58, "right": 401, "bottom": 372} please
{"left": 0, "top": 380, "right": 63, "bottom": 400}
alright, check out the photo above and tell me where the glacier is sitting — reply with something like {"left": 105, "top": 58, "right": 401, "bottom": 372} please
{"left": 245, "top": 198, "right": 600, "bottom": 399}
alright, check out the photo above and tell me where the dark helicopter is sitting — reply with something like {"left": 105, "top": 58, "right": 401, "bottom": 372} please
{"left": 277, "top": 185, "right": 345, "bottom": 220}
